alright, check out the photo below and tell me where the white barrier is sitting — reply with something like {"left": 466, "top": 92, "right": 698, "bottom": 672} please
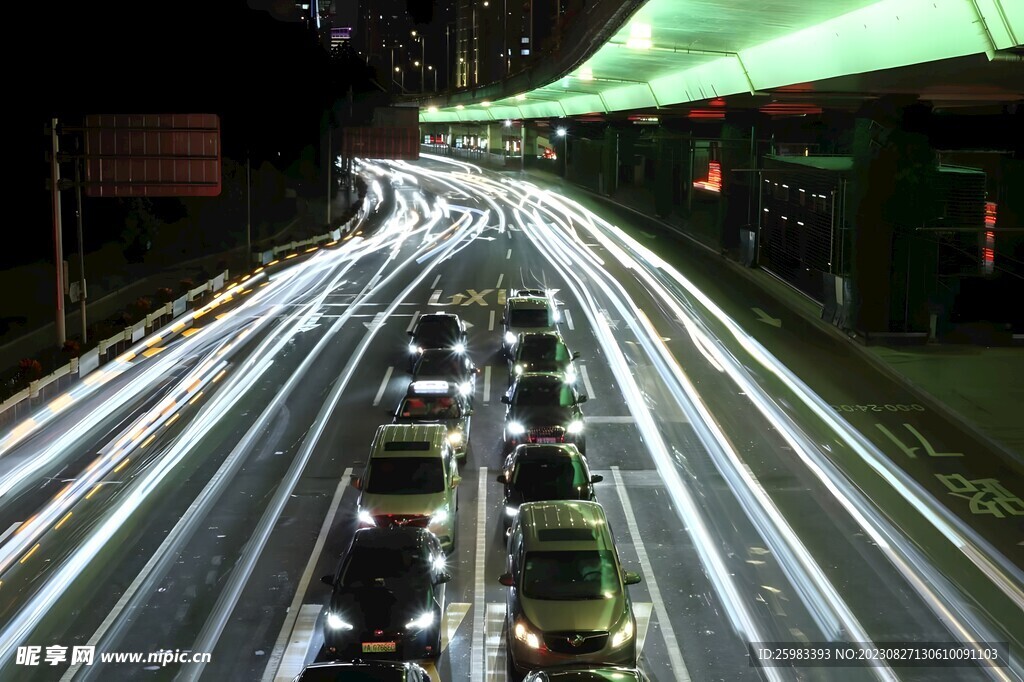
{"left": 0, "top": 269, "right": 230, "bottom": 423}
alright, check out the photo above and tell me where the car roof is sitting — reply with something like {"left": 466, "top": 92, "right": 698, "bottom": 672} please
{"left": 514, "top": 371, "right": 566, "bottom": 385}
{"left": 371, "top": 424, "right": 447, "bottom": 458}
{"left": 517, "top": 331, "right": 564, "bottom": 343}
{"left": 507, "top": 297, "right": 549, "bottom": 309}
{"left": 512, "top": 288, "right": 548, "bottom": 298}
{"left": 512, "top": 444, "right": 583, "bottom": 461}
{"left": 293, "top": 659, "right": 415, "bottom": 681}
{"left": 406, "top": 380, "right": 460, "bottom": 397}
{"left": 417, "top": 312, "right": 460, "bottom": 321}
{"left": 518, "top": 500, "right": 611, "bottom": 550}
{"left": 527, "top": 667, "right": 646, "bottom": 682}
{"left": 352, "top": 526, "right": 437, "bottom": 551}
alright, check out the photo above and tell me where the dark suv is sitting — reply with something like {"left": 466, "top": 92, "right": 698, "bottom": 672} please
{"left": 408, "top": 313, "right": 467, "bottom": 369}
{"left": 498, "top": 444, "right": 602, "bottom": 530}
{"left": 501, "top": 372, "right": 587, "bottom": 454}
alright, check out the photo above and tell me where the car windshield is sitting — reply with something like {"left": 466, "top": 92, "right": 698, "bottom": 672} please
{"left": 522, "top": 550, "right": 619, "bottom": 600}
{"left": 415, "top": 353, "right": 466, "bottom": 376}
{"left": 340, "top": 545, "right": 428, "bottom": 587}
{"left": 509, "top": 307, "right": 552, "bottom": 328}
{"left": 366, "top": 457, "right": 444, "bottom": 494}
{"left": 400, "top": 396, "right": 462, "bottom": 419}
{"left": 513, "top": 456, "right": 587, "bottom": 498}
{"left": 514, "top": 381, "right": 575, "bottom": 407}
{"left": 520, "top": 336, "right": 569, "bottom": 364}
{"left": 415, "top": 317, "right": 459, "bottom": 343}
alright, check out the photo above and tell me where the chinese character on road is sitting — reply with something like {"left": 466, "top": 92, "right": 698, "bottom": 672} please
{"left": 16, "top": 646, "right": 41, "bottom": 666}
{"left": 71, "top": 646, "right": 95, "bottom": 665}
{"left": 45, "top": 645, "right": 68, "bottom": 666}
{"left": 937, "top": 474, "right": 1024, "bottom": 518}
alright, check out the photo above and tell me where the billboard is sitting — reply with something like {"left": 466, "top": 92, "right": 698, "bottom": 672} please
{"left": 84, "top": 114, "right": 221, "bottom": 197}
{"left": 341, "top": 127, "right": 419, "bottom": 160}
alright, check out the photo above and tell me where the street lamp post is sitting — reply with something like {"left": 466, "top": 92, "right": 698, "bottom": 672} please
{"left": 427, "top": 65, "right": 437, "bottom": 92}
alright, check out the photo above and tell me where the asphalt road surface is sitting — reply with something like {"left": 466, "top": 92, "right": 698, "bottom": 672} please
{"left": 0, "top": 155, "right": 1020, "bottom": 682}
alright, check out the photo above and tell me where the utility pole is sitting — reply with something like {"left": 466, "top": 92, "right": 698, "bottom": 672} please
{"left": 73, "top": 144, "right": 87, "bottom": 343}
{"left": 326, "top": 126, "right": 332, "bottom": 227}
{"left": 246, "top": 150, "right": 252, "bottom": 265}
{"left": 49, "top": 118, "right": 66, "bottom": 348}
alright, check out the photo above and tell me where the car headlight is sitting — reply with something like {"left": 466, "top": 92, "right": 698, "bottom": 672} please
{"left": 564, "top": 367, "right": 576, "bottom": 383}
{"left": 432, "top": 554, "right": 446, "bottom": 571}
{"left": 513, "top": 619, "right": 541, "bottom": 649}
{"left": 408, "top": 342, "right": 417, "bottom": 354}
{"left": 406, "top": 612, "right": 435, "bottom": 630}
{"left": 611, "top": 616, "right": 634, "bottom": 647}
{"left": 514, "top": 364, "right": 524, "bottom": 375}
{"left": 430, "top": 506, "right": 449, "bottom": 526}
{"left": 504, "top": 505, "right": 518, "bottom": 517}
{"left": 504, "top": 331, "right": 517, "bottom": 345}
{"left": 567, "top": 420, "right": 584, "bottom": 434}
{"left": 327, "top": 612, "right": 354, "bottom": 631}
{"left": 447, "top": 430, "right": 463, "bottom": 445}
{"left": 507, "top": 421, "right": 525, "bottom": 436}
{"left": 453, "top": 342, "right": 466, "bottom": 353}
{"left": 459, "top": 381, "right": 472, "bottom": 396}
{"left": 357, "top": 509, "right": 375, "bottom": 526}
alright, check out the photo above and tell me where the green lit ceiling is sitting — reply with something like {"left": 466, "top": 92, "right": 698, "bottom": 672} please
{"left": 420, "top": 0, "right": 1023, "bottom": 123}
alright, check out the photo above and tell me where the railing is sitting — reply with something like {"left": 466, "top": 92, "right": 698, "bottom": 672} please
{"left": 253, "top": 202, "right": 365, "bottom": 265}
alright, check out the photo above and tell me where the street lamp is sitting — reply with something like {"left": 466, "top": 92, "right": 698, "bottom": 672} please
{"left": 556, "top": 127, "right": 568, "bottom": 177}
{"left": 394, "top": 66, "right": 404, "bottom": 91}
{"left": 427, "top": 64, "right": 437, "bottom": 92}
{"left": 412, "top": 30, "right": 425, "bottom": 94}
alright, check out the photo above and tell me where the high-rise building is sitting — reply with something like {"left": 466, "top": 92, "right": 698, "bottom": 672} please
{"left": 357, "top": 0, "right": 454, "bottom": 94}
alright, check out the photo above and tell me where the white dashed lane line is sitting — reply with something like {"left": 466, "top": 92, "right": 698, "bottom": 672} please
{"left": 372, "top": 366, "right": 394, "bottom": 406}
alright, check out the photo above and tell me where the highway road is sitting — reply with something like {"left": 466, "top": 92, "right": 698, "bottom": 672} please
{"left": 0, "top": 154, "right": 1021, "bottom": 682}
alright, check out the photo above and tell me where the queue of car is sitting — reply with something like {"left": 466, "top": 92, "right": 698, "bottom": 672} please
{"left": 298, "top": 297, "right": 645, "bottom": 680}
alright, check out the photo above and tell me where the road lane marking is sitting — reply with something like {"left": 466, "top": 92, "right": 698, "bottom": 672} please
{"left": 273, "top": 604, "right": 320, "bottom": 682}
{"left": 563, "top": 309, "right": 574, "bottom": 330}
{"left": 264, "top": 468, "right": 353, "bottom": 682}
{"left": 483, "top": 366, "right": 492, "bottom": 404}
{"left": 495, "top": 273, "right": 504, "bottom": 288}
{"left": 362, "top": 311, "right": 386, "bottom": 330}
{"left": 611, "top": 466, "right": 691, "bottom": 681}
{"left": 431, "top": 274, "right": 442, "bottom": 288}
{"left": 497, "top": 289, "right": 506, "bottom": 306}
{"left": 443, "top": 602, "right": 471, "bottom": 652}
{"left": 580, "top": 363, "right": 597, "bottom": 400}
{"left": 0, "top": 522, "right": 21, "bottom": 545}
{"left": 373, "top": 367, "right": 394, "bottom": 406}
{"left": 485, "top": 602, "right": 506, "bottom": 682}
{"left": 586, "top": 416, "right": 636, "bottom": 424}
{"left": 472, "top": 469, "right": 488, "bottom": 682}
{"left": 488, "top": 310, "right": 495, "bottom": 331}
{"left": 428, "top": 289, "right": 443, "bottom": 305}
{"left": 505, "top": 249, "right": 512, "bottom": 259}
{"left": 407, "top": 309, "right": 421, "bottom": 333}
{"left": 634, "top": 601, "right": 654, "bottom": 656}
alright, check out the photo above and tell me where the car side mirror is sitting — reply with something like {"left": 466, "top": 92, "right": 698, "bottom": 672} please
{"left": 572, "top": 351, "right": 581, "bottom": 359}
{"left": 590, "top": 474, "right": 603, "bottom": 483}
{"left": 501, "top": 395, "right": 511, "bottom": 404}
{"left": 496, "top": 473, "right": 507, "bottom": 484}
{"left": 498, "top": 573, "right": 515, "bottom": 587}
{"left": 577, "top": 395, "right": 588, "bottom": 403}
{"left": 467, "top": 409, "right": 475, "bottom": 416}
{"left": 624, "top": 571, "right": 642, "bottom": 585}
{"left": 320, "top": 574, "right": 335, "bottom": 587}
{"left": 435, "top": 571, "right": 453, "bottom": 584}
{"left": 351, "top": 477, "right": 362, "bottom": 490}
{"left": 451, "top": 475, "right": 462, "bottom": 488}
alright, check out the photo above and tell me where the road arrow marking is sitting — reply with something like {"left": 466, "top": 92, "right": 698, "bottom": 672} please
{"left": 752, "top": 307, "right": 781, "bottom": 327}
{"left": 463, "top": 320, "right": 474, "bottom": 329}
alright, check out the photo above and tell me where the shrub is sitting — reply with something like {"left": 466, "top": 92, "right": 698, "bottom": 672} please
{"left": 16, "top": 358, "right": 43, "bottom": 387}
{"left": 178, "top": 278, "right": 195, "bottom": 294}
{"left": 156, "top": 287, "right": 175, "bottom": 304}
{"left": 62, "top": 339, "right": 81, "bottom": 356}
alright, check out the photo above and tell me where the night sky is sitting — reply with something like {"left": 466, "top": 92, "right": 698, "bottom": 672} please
{"left": 15, "top": 0, "right": 367, "bottom": 269}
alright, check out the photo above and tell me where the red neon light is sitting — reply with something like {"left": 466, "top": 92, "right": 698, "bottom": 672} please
{"left": 687, "top": 109, "right": 725, "bottom": 119}
{"left": 984, "top": 201, "right": 997, "bottom": 228}
{"left": 693, "top": 160, "right": 722, "bottom": 192}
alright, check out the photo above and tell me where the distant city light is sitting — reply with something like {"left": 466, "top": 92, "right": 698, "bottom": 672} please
{"left": 504, "top": 119, "right": 512, "bottom": 127}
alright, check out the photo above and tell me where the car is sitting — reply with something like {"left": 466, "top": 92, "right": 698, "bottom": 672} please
{"left": 502, "top": 372, "right": 587, "bottom": 454}
{"left": 320, "top": 527, "right": 450, "bottom": 662}
{"left": 353, "top": 424, "right": 462, "bottom": 553}
{"left": 407, "top": 312, "right": 468, "bottom": 369}
{"left": 391, "top": 380, "right": 473, "bottom": 459}
{"left": 522, "top": 666, "right": 651, "bottom": 682}
{"left": 499, "top": 501, "right": 642, "bottom": 679}
{"left": 409, "top": 349, "right": 478, "bottom": 403}
{"left": 502, "top": 289, "right": 559, "bottom": 357}
{"left": 497, "top": 444, "right": 602, "bottom": 530}
{"left": 291, "top": 659, "right": 432, "bottom": 681}
{"left": 508, "top": 331, "right": 579, "bottom": 385}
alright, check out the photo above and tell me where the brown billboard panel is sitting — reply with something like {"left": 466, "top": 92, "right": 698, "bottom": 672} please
{"left": 84, "top": 114, "right": 221, "bottom": 197}
{"left": 341, "top": 127, "right": 419, "bottom": 160}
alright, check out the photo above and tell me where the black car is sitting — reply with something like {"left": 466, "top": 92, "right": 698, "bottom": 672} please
{"left": 501, "top": 372, "right": 587, "bottom": 454}
{"left": 497, "top": 444, "right": 602, "bottom": 530}
{"left": 321, "top": 528, "right": 451, "bottom": 661}
{"left": 392, "top": 380, "right": 473, "bottom": 459}
{"left": 410, "top": 349, "right": 478, "bottom": 403}
{"left": 508, "top": 331, "right": 579, "bottom": 385}
{"left": 522, "top": 666, "right": 650, "bottom": 682}
{"left": 291, "top": 660, "right": 431, "bottom": 681}
{"left": 408, "top": 313, "right": 467, "bottom": 368}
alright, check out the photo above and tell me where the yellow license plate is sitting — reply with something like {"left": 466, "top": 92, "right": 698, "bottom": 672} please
{"left": 361, "top": 641, "right": 397, "bottom": 653}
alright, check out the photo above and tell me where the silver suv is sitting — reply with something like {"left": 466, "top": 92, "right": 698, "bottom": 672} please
{"left": 501, "top": 289, "right": 559, "bottom": 357}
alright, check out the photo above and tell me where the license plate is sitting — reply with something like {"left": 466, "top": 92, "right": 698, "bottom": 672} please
{"left": 361, "top": 641, "right": 397, "bottom": 653}
{"left": 537, "top": 437, "right": 558, "bottom": 444}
